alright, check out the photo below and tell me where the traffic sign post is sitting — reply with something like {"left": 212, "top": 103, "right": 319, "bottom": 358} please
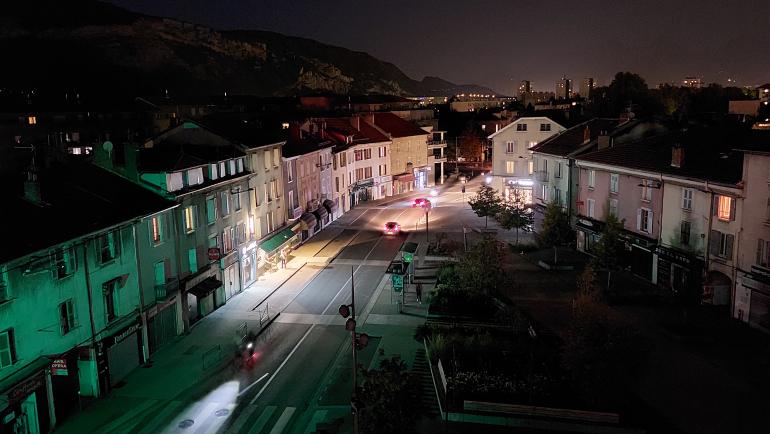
{"left": 391, "top": 274, "right": 403, "bottom": 292}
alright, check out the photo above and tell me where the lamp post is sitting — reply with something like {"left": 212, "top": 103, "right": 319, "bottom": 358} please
{"left": 339, "top": 266, "right": 369, "bottom": 433}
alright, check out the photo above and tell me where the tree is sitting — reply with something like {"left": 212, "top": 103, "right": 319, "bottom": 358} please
{"left": 358, "top": 355, "right": 421, "bottom": 434}
{"left": 537, "top": 201, "right": 574, "bottom": 264}
{"left": 590, "top": 71, "right": 660, "bottom": 117}
{"left": 495, "top": 189, "right": 533, "bottom": 245}
{"left": 458, "top": 124, "right": 485, "bottom": 161}
{"left": 468, "top": 184, "right": 502, "bottom": 228}
{"left": 456, "top": 234, "right": 506, "bottom": 295}
{"left": 591, "top": 213, "right": 625, "bottom": 292}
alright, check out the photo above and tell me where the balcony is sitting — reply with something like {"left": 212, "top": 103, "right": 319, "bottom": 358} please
{"left": 427, "top": 140, "right": 447, "bottom": 149}
{"left": 535, "top": 170, "right": 549, "bottom": 182}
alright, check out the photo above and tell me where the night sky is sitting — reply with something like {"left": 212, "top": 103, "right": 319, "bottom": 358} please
{"left": 107, "top": 0, "right": 769, "bottom": 94}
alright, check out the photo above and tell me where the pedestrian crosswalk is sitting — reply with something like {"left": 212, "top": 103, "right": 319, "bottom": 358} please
{"left": 91, "top": 397, "right": 306, "bottom": 434}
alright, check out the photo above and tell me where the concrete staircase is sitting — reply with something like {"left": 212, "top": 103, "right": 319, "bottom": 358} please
{"left": 412, "top": 348, "right": 440, "bottom": 417}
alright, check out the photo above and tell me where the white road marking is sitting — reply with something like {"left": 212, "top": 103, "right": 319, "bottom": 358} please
{"left": 268, "top": 407, "right": 296, "bottom": 434}
{"left": 321, "top": 231, "right": 385, "bottom": 315}
{"left": 250, "top": 324, "right": 316, "bottom": 405}
{"left": 137, "top": 400, "right": 186, "bottom": 434}
{"left": 101, "top": 399, "right": 157, "bottom": 433}
{"left": 238, "top": 372, "right": 270, "bottom": 397}
{"left": 247, "top": 406, "right": 277, "bottom": 434}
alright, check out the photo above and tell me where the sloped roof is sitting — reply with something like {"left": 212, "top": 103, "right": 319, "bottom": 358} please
{"left": 1, "top": 161, "right": 176, "bottom": 264}
{"left": 283, "top": 135, "right": 334, "bottom": 158}
{"left": 576, "top": 128, "right": 743, "bottom": 185}
{"left": 531, "top": 118, "right": 620, "bottom": 157}
{"left": 139, "top": 121, "right": 245, "bottom": 171}
{"left": 371, "top": 112, "right": 428, "bottom": 138}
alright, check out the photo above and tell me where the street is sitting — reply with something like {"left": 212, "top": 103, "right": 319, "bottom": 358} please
{"left": 55, "top": 175, "right": 507, "bottom": 434}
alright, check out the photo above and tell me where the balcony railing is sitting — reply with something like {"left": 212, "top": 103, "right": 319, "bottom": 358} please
{"left": 535, "top": 171, "right": 549, "bottom": 182}
{"left": 427, "top": 140, "right": 447, "bottom": 147}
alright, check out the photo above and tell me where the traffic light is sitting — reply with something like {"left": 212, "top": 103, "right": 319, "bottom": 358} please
{"left": 338, "top": 304, "right": 351, "bottom": 318}
{"left": 345, "top": 318, "right": 357, "bottom": 331}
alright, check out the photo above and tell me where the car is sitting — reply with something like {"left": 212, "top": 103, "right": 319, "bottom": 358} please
{"left": 412, "top": 198, "right": 432, "bottom": 209}
{"left": 383, "top": 221, "right": 401, "bottom": 235}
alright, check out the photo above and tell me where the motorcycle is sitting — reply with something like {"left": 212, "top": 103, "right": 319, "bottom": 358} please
{"left": 233, "top": 331, "right": 259, "bottom": 372}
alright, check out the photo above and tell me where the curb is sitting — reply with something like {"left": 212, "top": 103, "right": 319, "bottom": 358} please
{"left": 252, "top": 263, "right": 306, "bottom": 310}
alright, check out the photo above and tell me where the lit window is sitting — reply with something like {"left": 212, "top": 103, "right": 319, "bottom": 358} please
{"left": 52, "top": 247, "right": 76, "bottom": 278}
{"left": 588, "top": 170, "right": 595, "bottom": 189}
{"left": 27, "top": 116, "right": 36, "bottom": 125}
{"left": 184, "top": 205, "right": 197, "bottom": 233}
{"left": 639, "top": 208, "right": 652, "bottom": 233}
{"left": 506, "top": 161, "right": 515, "bottom": 174}
{"left": 717, "top": 195, "right": 732, "bottom": 221}
{"left": 151, "top": 215, "right": 163, "bottom": 245}
{"left": 528, "top": 161, "right": 534, "bottom": 174}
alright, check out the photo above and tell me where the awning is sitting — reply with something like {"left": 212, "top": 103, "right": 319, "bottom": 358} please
{"left": 323, "top": 199, "right": 337, "bottom": 214}
{"left": 259, "top": 227, "right": 298, "bottom": 255}
{"left": 394, "top": 173, "right": 415, "bottom": 182}
{"left": 0, "top": 357, "right": 51, "bottom": 399}
{"left": 313, "top": 206, "right": 329, "bottom": 222}
{"left": 187, "top": 276, "right": 222, "bottom": 298}
{"left": 299, "top": 212, "right": 317, "bottom": 230}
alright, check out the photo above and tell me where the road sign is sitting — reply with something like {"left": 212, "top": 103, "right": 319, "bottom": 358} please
{"left": 403, "top": 252, "right": 414, "bottom": 263}
{"left": 391, "top": 274, "right": 404, "bottom": 292}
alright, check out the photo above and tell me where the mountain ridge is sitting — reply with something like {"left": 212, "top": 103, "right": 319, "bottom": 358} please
{"left": 0, "top": 0, "right": 499, "bottom": 98}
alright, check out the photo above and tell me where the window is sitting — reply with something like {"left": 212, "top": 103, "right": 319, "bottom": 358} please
{"left": 221, "top": 191, "right": 230, "bottom": 216}
{"left": 255, "top": 217, "right": 263, "bottom": 239}
{"left": 379, "top": 147, "right": 387, "bottom": 158}
{"left": 587, "top": 199, "right": 595, "bottom": 218}
{"left": 219, "top": 162, "right": 226, "bottom": 177}
{"left": 335, "top": 177, "right": 340, "bottom": 193}
{"left": 355, "top": 168, "right": 364, "bottom": 180}
{"left": 340, "top": 153, "right": 347, "bottom": 167}
{"left": 717, "top": 195, "right": 734, "bottom": 221}
{"left": 555, "top": 162, "right": 562, "bottom": 178}
{"left": 638, "top": 208, "right": 652, "bottom": 233}
{"left": 710, "top": 230, "right": 734, "bottom": 259}
{"left": 681, "top": 188, "right": 693, "bottom": 210}
{"left": 0, "top": 329, "right": 15, "bottom": 368}
{"left": 237, "top": 222, "right": 247, "bottom": 245}
{"left": 233, "top": 190, "right": 242, "bottom": 211}
{"left": 229, "top": 159, "right": 236, "bottom": 176}
{"left": 540, "top": 123, "right": 551, "bottom": 132}
{"left": 188, "top": 248, "right": 198, "bottom": 273}
{"left": 27, "top": 116, "right": 36, "bottom": 125}
{"left": 208, "top": 234, "right": 218, "bottom": 251}
{"left": 103, "top": 280, "right": 118, "bottom": 323}
{"left": 609, "top": 199, "right": 618, "bottom": 217}
{"left": 223, "top": 226, "right": 234, "bottom": 253}
{"left": 506, "top": 161, "right": 515, "bottom": 174}
{"left": 641, "top": 180, "right": 652, "bottom": 202}
{"left": 379, "top": 165, "right": 388, "bottom": 176}
{"left": 267, "top": 211, "right": 275, "bottom": 233}
{"left": 757, "top": 239, "right": 770, "bottom": 268}
{"left": 355, "top": 150, "right": 364, "bottom": 161}
{"left": 186, "top": 168, "right": 204, "bottom": 186}
{"left": 516, "top": 123, "right": 527, "bottom": 131}
{"left": 528, "top": 161, "right": 534, "bottom": 174}
{"left": 98, "top": 231, "right": 119, "bottom": 264}
{"left": 264, "top": 182, "right": 271, "bottom": 202}
{"left": 364, "top": 167, "right": 373, "bottom": 178}
{"left": 206, "top": 197, "right": 217, "bottom": 224}
{"left": 527, "top": 141, "right": 538, "bottom": 149}
{"left": 237, "top": 158, "right": 245, "bottom": 173}
{"left": 287, "top": 160, "right": 294, "bottom": 182}
{"left": 364, "top": 149, "right": 372, "bottom": 160}
{"left": 680, "top": 221, "right": 691, "bottom": 246}
{"left": 59, "top": 299, "right": 76, "bottom": 335}
{"left": 541, "top": 185, "right": 548, "bottom": 202}
{"left": 289, "top": 190, "right": 296, "bottom": 209}
{"left": 184, "top": 205, "right": 197, "bottom": 233}
{"left": 273, "top": 149, "right": 280, "bottom": 168}
{"left": 264, "top": 150, "right": 271, "bottom": 169}
{"left": 506, "top": 141, "right": 515, "bottom": 153}
{"left": 270, "top": 180, "right": 278, "bottom": 201}
{"left": 167, "top": 172, "right": 184, "bottom": 192}
{"left": 52, "top": 247, "right": 76, "bottom": 279}
{"left": 151, "top": 215, "right": 164, "bottom": 245}
{"left": 588, "top": 170, "right": 595, "bottom": 189}
{"left": 610, "top": 174, "right": 619, "bottom": 194}
{"left": 554, "top": 188, "right": 562, "bottom": 205}
{"left": 0, "top": 270, "right": 7, "bottom": 302}
{"left": 210, "top": 164, "right": 218, "bottom": 180}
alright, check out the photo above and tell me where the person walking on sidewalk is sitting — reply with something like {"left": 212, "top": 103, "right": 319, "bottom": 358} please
{"left": 280, "top": 249, "right": 287, "bottom": 269}
{"left": 416, "top": 282, "right": 422, "bottom": 304}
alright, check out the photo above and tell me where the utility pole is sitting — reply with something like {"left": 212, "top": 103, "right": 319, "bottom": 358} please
{"left": 338, "top": 266, "right": 369, "bottom": 434}
{"left": 425, "top": 208, "right": 429, "bottom": 243}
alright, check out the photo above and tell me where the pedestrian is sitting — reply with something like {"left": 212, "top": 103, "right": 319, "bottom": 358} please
{"left": 280, "top": 249, "right": 287, "bottom": 269}
{"left": 415, "top": 282, "right": 422, "bottom": 304}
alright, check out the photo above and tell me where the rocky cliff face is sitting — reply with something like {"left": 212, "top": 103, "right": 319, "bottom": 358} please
{"left": 0, "top": 0, "right": 497, "bottom": 97}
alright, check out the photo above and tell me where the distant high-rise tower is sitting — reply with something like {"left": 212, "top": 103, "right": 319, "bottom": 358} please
{"left": 579, "top": 78, "right": 594, "bottom": 98}
{"left": 555, "top": 76, "right": 572, "bottom": 99}
{"left": 518, "top": 80, "right": 532, "bottom": 97}
{"left": 683, "top": 77, "right": 703, "bottom": 88}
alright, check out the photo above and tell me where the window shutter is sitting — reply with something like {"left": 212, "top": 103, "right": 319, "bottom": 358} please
{"left": 636, "top": 209, "right": 642, "bottom": 230}
{"left": 647, "top": 211, "right": 653, "bottom": 234}
{"left": 726, "top": 234, "right": 735, "bottom": 260}
{"left": 709, "top": 230, "right": 720, "bottom": 256}
{"left": 163, "top": 258, "right": 171, "bottom": 283}
{"left": 730, "top": 197, "right": 737, "bottom": 221}
{"left": 712, "top": 195, "right": 718, "bottom": 216}
{"left": 758, "top": 239, "right": 763, "bottom": 266}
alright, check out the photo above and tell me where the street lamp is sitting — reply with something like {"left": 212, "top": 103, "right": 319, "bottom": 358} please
{"left": 338, "top": 266, "right": 369, "bottom": 433}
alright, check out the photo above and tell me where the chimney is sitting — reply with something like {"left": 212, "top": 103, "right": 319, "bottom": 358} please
{"left": 597, "top": 134, "right": 611, "bottom": 150}
{"left": 671, "top": 145, "right": 684, "bottom": 168}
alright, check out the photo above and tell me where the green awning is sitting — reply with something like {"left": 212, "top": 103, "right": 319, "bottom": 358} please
{"left": 259, "top": 227, "right": 297, "bottom": 255}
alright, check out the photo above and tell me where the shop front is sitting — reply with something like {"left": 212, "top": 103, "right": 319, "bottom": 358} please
{"left": 312, "top": 206, "right": 329, "bottom": 229}
{"left": 0, "top": 358, "right": 53, "bottom": 434}
{"left": 298, "top": 212, "right": 317, "bottom": 242}
{"left": 575, "top": 218, "right": 604, "bottom": 254}
{"left": 184, "top": 268, "right": 223, "bottom": 325}
{"left": 95, "top": 315, "right": 143, "bottom": 392}
{"left": 240, "top": 241, "right": 258, "bottom": 289}
{"left": 627, "top": 234, "right": 656, "bottom": 281}
{"left": 49, "top": 350, "right": 80, "bottom": 424}
{"left": 392, "top": 173, "right": 415, "bottom": 195}
{"left": 735, "top": 269, "right": 770, "bottom": 330}
{"left": 655, "top": 245, "right": 704, "bottom": 303}
{"left": 146, "top": 297, "right": 178, "bottom": 355}
{"left": 258, "top": 225, "right": 300, "bottom": 273}
{"left": 322, "top": 199, "right": 338, "bottom": 221}
{"left": 374, "top": 175, "right": 392, "bottom": 200}
{"left": 414, "top": 167, "right": 429, "bottom": 189}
